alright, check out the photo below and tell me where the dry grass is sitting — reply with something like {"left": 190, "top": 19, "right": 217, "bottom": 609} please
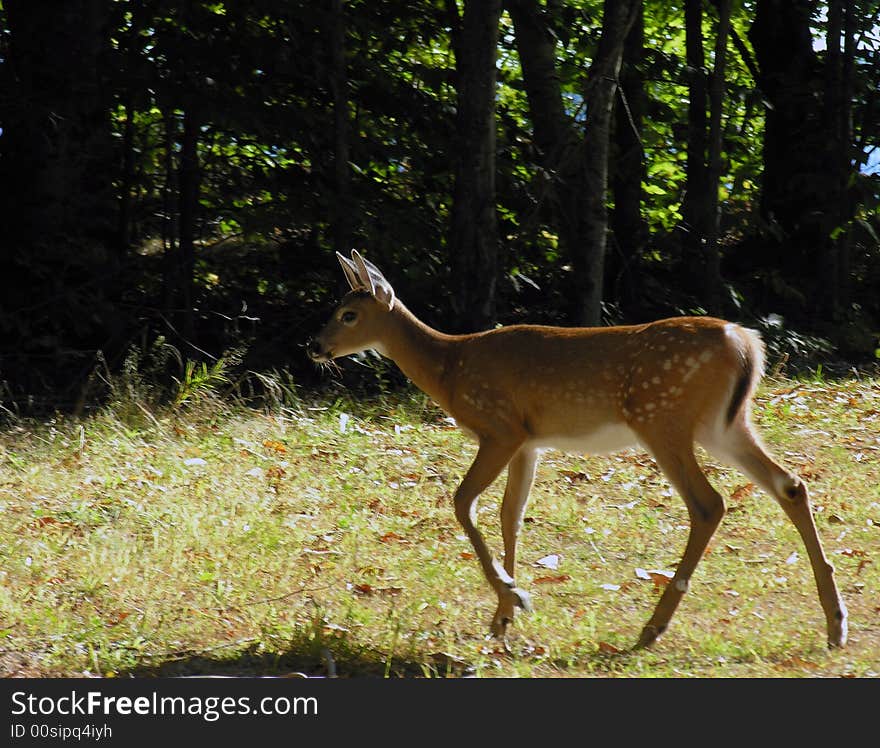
{"left": 0, "top": 374, "right": 878, "bottom": 678}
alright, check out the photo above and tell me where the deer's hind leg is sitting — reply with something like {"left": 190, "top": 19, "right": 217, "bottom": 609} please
{"left": 702, "top": 420, "right": 847, "bottom": 647}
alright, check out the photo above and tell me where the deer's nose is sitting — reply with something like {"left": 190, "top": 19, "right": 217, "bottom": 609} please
{"left": 307, "top": 339, "right": 324, "bottom": 360}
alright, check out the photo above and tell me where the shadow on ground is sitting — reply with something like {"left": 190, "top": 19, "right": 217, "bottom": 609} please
{"left": 117, "top": 637, "right": 474, "bottom": 679}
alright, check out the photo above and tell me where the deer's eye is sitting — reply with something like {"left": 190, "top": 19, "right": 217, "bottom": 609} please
{"left": 340, "top": 310, "right": 358, "bottom": 325}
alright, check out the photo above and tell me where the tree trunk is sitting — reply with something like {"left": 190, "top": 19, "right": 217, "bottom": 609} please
{"left": 509, "top": 0, "right": 638, "bottom": 326}
{"left": 505, "top": 0, "right": 569, "bottom": 163}
{"left": 448, "top": 0, "right": 503, "bottom": 332}
{"left": 702, "top": 0, "right": 732, "bottom": 315}
{"left": 575, "top": 0, "right": 640, "bottom": 325}
{"left": 0, "top": 0, "right": 117, "bottom": 386}
{"left": 749, "top": 0, "right": 853, "bottom": 322}
{"left": 830, "top": 0, "right": 857, "bottom": 310}
{"left": 610, "top": 4, "right": 647, "bottom": 313}
{"left": 679, "top": 0, "right": 712, "bottom": 299}
{"left": 329, "top": 0, "right": 353, "bottom": 257}
{"left": 162, "top": 109, "right": 179, "bottom": 321}
{"left": 506, "top": 0, "right": 581, "bottom": 321}
{"left": 177, "top": 108, "right": 200, "bottom": 346}
{"left": 117, "top": 97, "right": 136, "bottom": 257}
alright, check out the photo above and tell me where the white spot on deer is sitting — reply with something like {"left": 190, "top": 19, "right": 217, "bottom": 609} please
{"left": 652, "top": 376, "right": 661, "bottom": 384}
{"left": 699, "top": 350, "right": 713, "bottom": 363}
{"left": 644, "top": 402, "right": 656, "bottom": 411}
{"left": 662, "top": 360, "right": 672, "bottom": 371}
{"left": 685, "top": 356, "right": 697, "bottom": 367}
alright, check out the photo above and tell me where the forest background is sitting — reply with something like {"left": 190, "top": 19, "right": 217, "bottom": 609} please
{"left": 0, "top": 0, "right": 878, "bottom": 411}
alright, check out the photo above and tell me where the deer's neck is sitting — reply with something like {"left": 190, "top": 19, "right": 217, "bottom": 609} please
{"left": 380, "top": 302, "right": 459, "bottom": 405}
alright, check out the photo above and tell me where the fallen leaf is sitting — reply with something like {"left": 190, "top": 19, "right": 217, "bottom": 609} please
{"left": 775, "top": 656, "right": 818, "bottom": 671}
{"left": 459, "top": 552, "right": 474, "bottom": 560}
{"left": 598, "top": 641, "right": 622, "bottom": 654}
{"left": 635, "top": 568, "right": 674, "bottom": 587}
{"left": 379, "top": 531, "right": 410, "bottom": 544}
{"left": 837, "top": 548, "right": 866, "bottom": 557}
{"left": 559, "top": 470, "right": 590, "bottom": 483}
{"left": 106, "top": 611, "right": 130, "bottom": 626}
{"left": 730, "top": 483, "right": 755, "bottom": 501}
{"left": 352, "top": 583, "right": 374, "bottom": 596}
{"left": 599, "top": 582, "right": 620, "bottom": 591}
{"left": 535, "top": 554, "right": 561, "bottom": 570}
{"left": 534, "top": 574, "right": 571, "bottom": 585}
{"left": 183, "top": 457, "right": 207, "bottom": 466}
{"left": 262, "top": 440, "right": 287, "bottom": 453}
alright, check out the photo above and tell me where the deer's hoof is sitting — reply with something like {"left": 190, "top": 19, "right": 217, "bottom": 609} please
{"left": 633, "top": 623, "right": 665, "bottom": 651}
{"left": 490, "top": 586, "right": 533, "bottom": 638}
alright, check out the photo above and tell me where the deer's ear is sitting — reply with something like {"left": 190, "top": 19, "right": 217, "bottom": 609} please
{"left": 351, "top": 250, "right": 376, "bottom": 296}
{"left": 336, "top": 251, "right": 362, "bottom": 291}
{"left": 352, "top": 250, "right": 395, "bottom": 311}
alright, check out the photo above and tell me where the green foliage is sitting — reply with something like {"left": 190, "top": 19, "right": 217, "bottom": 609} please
{"left": 172, "top": 358, "right": 231, "bottom": 409}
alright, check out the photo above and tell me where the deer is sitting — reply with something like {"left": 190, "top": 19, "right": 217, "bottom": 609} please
{"left": 307, "top": 250, "right": 848, "bottom": 650}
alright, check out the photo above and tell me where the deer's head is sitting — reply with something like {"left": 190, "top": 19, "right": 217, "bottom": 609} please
{"left": 307, "top": 250, "right": 396, "bottom": 363}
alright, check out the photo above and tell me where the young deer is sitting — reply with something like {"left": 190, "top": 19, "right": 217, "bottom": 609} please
{"left": 308, "top": 251, "right": 848, "bottom": 649}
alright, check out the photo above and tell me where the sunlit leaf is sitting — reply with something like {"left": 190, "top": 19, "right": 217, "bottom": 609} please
{"left": 535, "top": 554, "right": 560, "bottom": 570}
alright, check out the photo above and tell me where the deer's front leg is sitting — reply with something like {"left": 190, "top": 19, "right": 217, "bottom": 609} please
{"left": 453, "top": 438, "right": 531, "bottom": 638}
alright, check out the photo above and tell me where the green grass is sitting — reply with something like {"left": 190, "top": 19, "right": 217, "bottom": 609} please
{"left": 1, "top": 376, "right": 878, "bottom": 678}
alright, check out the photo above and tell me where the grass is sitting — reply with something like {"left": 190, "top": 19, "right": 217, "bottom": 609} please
{"left": 0, "top": 374, "right": 878, "bottom": 678}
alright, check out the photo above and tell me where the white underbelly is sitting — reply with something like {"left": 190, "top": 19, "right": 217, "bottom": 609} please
{"left": 529, "top": 422, "right": 639, "bottom": 455}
